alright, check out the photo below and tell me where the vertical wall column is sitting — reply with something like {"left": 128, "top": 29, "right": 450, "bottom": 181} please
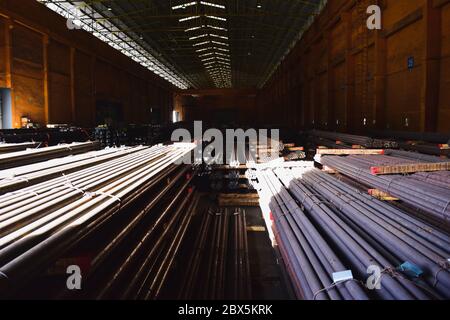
{"left": 374, "top": 0, "right": 386, "bottom": 131}
{"left": 4, "top": 18, "right": 12, "bottom": 88}
{"left": 420, "top": 0, "right": 442, "bottom": 132}
{"left": 70, "top": 47, "right": 76, "bottom": 124}
{"left": 343, "top": 11, "right": 354, "bottom": 132}
{"left": 43, "top": 34, "right": 49, "bottom": 124}
{"left": 326, "top": 31, "right": 335, "bottom": 130}
{"left": 91, "top": 55, "right": 96, "bottom": 126}
{"left": 313, "top": 41, "right": 320, "bottom": 128}
{"left": 4, "top": 18, "right": 14, "bottom": 127}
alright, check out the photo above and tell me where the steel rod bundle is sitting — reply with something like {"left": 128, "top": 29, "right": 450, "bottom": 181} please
{"left": 398, "top": 142, "right": 450, "bottom": 157}
{"left": 0, "top": 141, "right": 101, "bottom": 169}
{"left": 384, "top": 149, "right": 448, "bottom": 163}
{"left": 249, "top": 163, "right": 450, "bottom": 300}
{"left": 252, "top": 166, "right": 369, "bottom": 300}
{"left": 298, "top": 169, "right": 450, "bottom": 299}
{"left": 0, "top": 142, "right": 40, "bottom": 154}
{"left": 310, "top": 130, "right": 398, "bottom": 149}
{"left": 0, "top": 146, "right": 147, "bottom": 194}
{"left": 178, "top": 207, "right": 252, "bottom": 300}
{"left": 368, "top": 129, "right": 450, "bottom": 145}
{"left": 93, "top": 186, "right": 200, "bottom": 300}
{"left": 365, "top": 154, "right": 450, "bottom": 191}
{"left": 312, "top": 137, "right": 353, "bottom": 149}
{"left": 0, "top": 143, "right": 196, "bottom": 297}
{"left": 321, "top": 155, "right": 450, "bottom": 222}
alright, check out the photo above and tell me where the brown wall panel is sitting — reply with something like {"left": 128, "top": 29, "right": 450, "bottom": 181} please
{"left": 48, "top": 72, "right": 71, "bottom": 123}
{"left": 48, "top": 39, "right": 71, "bottom": 123}
{"left": 385, "top": 18, "right": 424, "bottom": 131}
{"left": 12, "top": 25, "right": 43, "bottom": 65}
{"left": 10, "top": 25, "right": 45, "bottom": 127}
{"left": 74, "top": 51, "right": 94, "bottom": 127}
{"left": 438, "top": 2, "right": 450, "bottom": 132}
{"left": 0, "top": 19, "right": 7, "bottom": 87}
{"left": 333, "top": 62, "right": 347, "bottom": 128}
{"left": 258, "top": 0, "right": 449, "bottom": 134}
{"left": 178, "top": 89, "right": 257, "bottom": 125}
{"left": 0, "top": 0, "right": 175, "bottom": 128}
{"left": 13, "top": 72, "right": 45, "bottom": 125}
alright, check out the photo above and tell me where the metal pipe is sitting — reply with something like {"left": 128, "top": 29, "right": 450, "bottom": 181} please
{"left": 0, "top": 143, "right": 196, "bottom": 297}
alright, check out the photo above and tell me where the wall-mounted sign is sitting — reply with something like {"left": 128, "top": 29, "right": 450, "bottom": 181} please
{"left": 407, "top": 57, "right": 415, "bottom": 71}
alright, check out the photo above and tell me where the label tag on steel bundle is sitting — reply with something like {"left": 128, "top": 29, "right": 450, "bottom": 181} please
{"left": 332, "top": 270, "right": 354, "bottom": 283}
{"left": 397, "top": 261, "right": 423, "bottom": 278}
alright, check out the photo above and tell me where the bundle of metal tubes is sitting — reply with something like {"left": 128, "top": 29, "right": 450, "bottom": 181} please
{"left": 250, "top": 164, "right": 450, "bottom": 300}
{"left": 88, "top": 187, "right": 200, "bottom": 300}
{"left": 310, "top": 130, "right": 398, "bottom": 149}
{"left": 368, "top": 129, "right": 450, "bottom": 145}
{"left": 0, "top": 146, "right": 147, "bottom": 194}
{"left": 364, "top": 154, "right": 450, "bottom": 189}
{"left": 0, "top": 143, "right": 196, "bottom": 298}
{"left": 398, "top": 142, "right": 450, "bottom": 157}
{"left": 384, "top": 149, "right": 448, "bottom": 163}
{"left": 321, "top": 155, "right": 450, "bottom": 222}
{"left": 0, "top": 141, "right": 100, "bottom": 169}
{"left": 178, "top": 207, "right": 252, "bottom": 300}
{"left": 0, "top": 142, "right": 40, "bottom": 154}
{"left": 312, "top": 137, "right": 353, "bottom": 149}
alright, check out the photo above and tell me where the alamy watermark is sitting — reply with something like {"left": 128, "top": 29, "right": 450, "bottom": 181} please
{"left": 66, "top": 265, "right": 82, "bottom": 290}
{"left": 65, "top": 5, "right": 382, "bottom": 31}
{"left": 367, "top": 5, "right": 382, "bottom": 30}
{"left": 172, "top": 121, "right": 281, "bottom": 166}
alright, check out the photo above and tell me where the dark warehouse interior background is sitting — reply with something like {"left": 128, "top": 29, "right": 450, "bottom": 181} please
{"left": 0, "top": 0, "right": 449, "bottom": 304}
{"left": 0, "top": 0, "right": 447, "bottom": 132}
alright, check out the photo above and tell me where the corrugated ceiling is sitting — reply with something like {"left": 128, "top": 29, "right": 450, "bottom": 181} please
{"left": 38, "top": 0, "right": 325, "bottom": 89}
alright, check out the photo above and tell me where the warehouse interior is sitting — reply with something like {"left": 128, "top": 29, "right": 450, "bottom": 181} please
{"left": 0, "top": 0, "right": 449, "bottom": 301}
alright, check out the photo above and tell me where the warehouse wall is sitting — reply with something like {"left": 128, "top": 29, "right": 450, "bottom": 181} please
{"left": 258, "top": 0, "right": 450, "bottom": 133}
{"left": 0, "top": 0, "right": 174, "bottom": 128}
{"left": 175, "top": 89, "right": 257, "bottom": 125}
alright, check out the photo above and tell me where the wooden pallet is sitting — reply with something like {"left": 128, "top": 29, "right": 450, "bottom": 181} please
{"left": 368, "top": 189, "right": 399, "bottom": 201}
{"left": 371, "top": 162, "right": 450, "bottom": 175}
{"left": 287, "top": 147, "right": 304, "bottom": 152}
{"left": 218, "top": 193, "right": 260, "bottom": 207}
{"left": 316, "top": 149, "right": 384, "bottom": 155}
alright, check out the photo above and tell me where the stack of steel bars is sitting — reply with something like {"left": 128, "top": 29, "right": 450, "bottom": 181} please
{"left": 312, "top": 137, "right": 353, "bottom": 149}
{"left": 0, "top": 141, "right": 100, "bottom": 169}
{"left": 368, "top": 130, "right": 450, "bottom": 145}
{"left": 0, "top": 142, "right": 40, "bottom": 154}
{"left": 321, "top": 155, "right": 450, "bottom": 222}
{"left": 178, "top": 207, "right": 252, "bottom": 300}
{"left": 385, "top": 150, "right": 448, "bottom": 163}
{"left": 0, "top": 146, "right": 147, "bottom": 194}
{"left": 370, "top": 129, "right": 450, "bottom": 156}
{"left": 310, "top": 130, "right": 398, "bottom": 149}
{"left": 0, "top": 143, "right": 196, "bottom": 299}
{"left": 397, "top": 142, "right": 450, "bottom": 157}
{"left": 249, "top": 163, "right": 450, "bottom": 300}
{"left": 91, "top": 186, "right": 200, "bottom": 300}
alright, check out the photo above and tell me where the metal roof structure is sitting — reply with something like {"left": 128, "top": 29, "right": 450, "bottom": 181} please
{"left": 37, "top": 0, "right": 326, "bottom": 89}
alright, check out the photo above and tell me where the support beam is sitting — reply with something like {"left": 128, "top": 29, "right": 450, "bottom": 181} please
{"left": 343, "top": 12, "right": 354, "bottom": 132}
{"left": 91, "top": 55, "right": 96, "bottom": 126}
{"left": 316, "top": 149, "right": 384, "bottom": 155}
{"left": 43, "top": 34, "right": 49, "bottom": 125}
{"left": 326, "top": 31, "right": 335, "bottom": 130}
{"left": 4, "top": 19, "right": 12, "bottom": 88}
{"left": 4, "top": 19, "right": 15, "bottom": 128}
{"left": 371, "top": 162, "right": 450, "bottom": 175}
{"left": 420, "top": 0, "right": 442, "bottom": 132}
{"left": 373, "top": 30, "right": 386, "bottom": 130}
{"left": 70, "top": 47, "right": 76, "bottom": 124}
